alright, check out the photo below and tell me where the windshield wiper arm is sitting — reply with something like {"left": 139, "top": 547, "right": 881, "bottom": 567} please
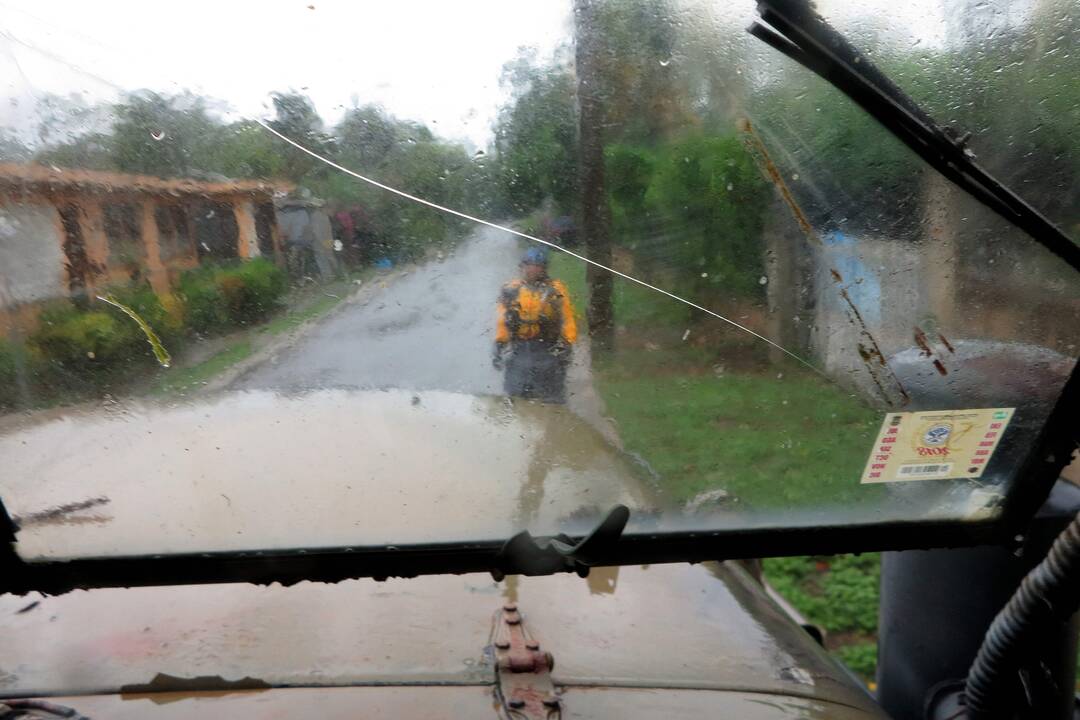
{"left": 494, "top": 504, "right": 630, "bottom": 578}
{"left": 749, "top": 0, "right": 1080, "bottom": 274}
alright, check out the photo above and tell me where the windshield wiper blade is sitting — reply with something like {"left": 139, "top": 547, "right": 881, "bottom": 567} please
{"left": 749, "top": 0, "right": 1080, "bottom": 274}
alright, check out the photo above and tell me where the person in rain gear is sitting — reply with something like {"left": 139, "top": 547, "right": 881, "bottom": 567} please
{"left": 493, "top": 247, "right": 578, "bottom": 403}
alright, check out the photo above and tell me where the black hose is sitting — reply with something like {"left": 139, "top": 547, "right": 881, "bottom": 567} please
{"left": 964, "top": 511, "right": 1080, "bottom": 719}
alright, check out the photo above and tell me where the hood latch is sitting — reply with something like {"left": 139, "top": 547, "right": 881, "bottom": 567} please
{"left": 493, "top": 603, "right": 560, "bottom": 719}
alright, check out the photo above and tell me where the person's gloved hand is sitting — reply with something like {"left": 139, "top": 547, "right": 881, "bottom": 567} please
{"left": 492, "top": 343, "right": 507, "bottom": 370}
{"left": 551, "top": 341, "right": 571, "bottom": 365}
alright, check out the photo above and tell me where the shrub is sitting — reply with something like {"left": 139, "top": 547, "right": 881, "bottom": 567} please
{"left": 178, "top": 259, "right": 288, "bottom": 334}
{"left": 30, "top": 300, "right": 144, "bottom": 381}
{"left": 228, "top": 258, "right": 288, "bottom": 324}
{"left": 106, "top": 281, "right": 183, "bottom": 345}
{"left": 177, "top": 265, "right": 228, "bottom": 334}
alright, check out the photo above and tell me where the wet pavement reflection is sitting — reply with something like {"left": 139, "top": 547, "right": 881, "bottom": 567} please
{"left": 0, "top": 387, "right": 649, "bottom": 559}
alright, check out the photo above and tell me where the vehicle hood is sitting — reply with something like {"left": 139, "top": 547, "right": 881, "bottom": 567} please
{"left": 0, "top": 561, "right": 884, "bottom": 718}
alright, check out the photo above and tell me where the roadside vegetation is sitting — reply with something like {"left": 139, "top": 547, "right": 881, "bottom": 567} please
{"left": 0, "top": 259, "right": 287, "bottom": 408}
{"left": 764, "top": 554, "right": 881, "bottom": 679}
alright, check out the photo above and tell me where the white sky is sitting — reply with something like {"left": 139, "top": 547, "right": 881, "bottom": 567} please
{"left": 0, "top": 0, "right": 953, "bottom": 150}
{"left": 0, "top": 0, "right": 573, "bottom": 149}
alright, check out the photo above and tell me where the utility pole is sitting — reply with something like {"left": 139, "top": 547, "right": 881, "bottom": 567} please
{"left": 574, "top": 0, "right": 614, "bottom": 349}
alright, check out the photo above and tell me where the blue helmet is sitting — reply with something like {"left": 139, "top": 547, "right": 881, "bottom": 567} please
{"left": 522, "top": 247, "right": 550, "bottom": 266}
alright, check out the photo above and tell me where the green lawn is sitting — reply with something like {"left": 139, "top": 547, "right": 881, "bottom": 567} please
{"left": 549, "top": 249, "right": 881, "bottom": 509}
{"left": 150, "top": 283, "right": 350, "bottom": 397}
{"left": 261, "top": 292, "right": 344, "bottom": 336}
{"left": 150, "top": 340, "right": 254, "bottom": 396}
{"left": 598, "top": 366, "right": 880, "bottom": 507}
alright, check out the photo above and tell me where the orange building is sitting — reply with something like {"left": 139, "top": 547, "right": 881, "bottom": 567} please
{"left": 0, "top": 163, "right": 291, "bottom": 332}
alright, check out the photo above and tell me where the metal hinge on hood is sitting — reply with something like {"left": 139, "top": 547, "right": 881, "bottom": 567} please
{"left": 492, "top": 603, "right": 561, "bottom": 719}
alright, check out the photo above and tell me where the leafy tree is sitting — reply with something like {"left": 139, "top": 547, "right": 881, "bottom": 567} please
{"left": 493, "top": 49, "right": 579, "bottom": 216}
{"left": 642, "top": 133, "right": 769, "bottom": 298}
{"left": 35, "top": 132, "right": 115, "bottom": 171}
{"left": 267, "top": 91, "right": 333, "bottom": 182}
{"left": 203, "top": 121, "right": 288, "bottom": 180}
{"left": 110, "top": 91, "right": 218, "bottom": 177}
{"left": 335, "top": 104, "right": 409, "bottom": 169}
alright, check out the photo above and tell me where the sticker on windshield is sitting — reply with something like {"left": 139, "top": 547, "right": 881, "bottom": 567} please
{"left": 860, "top": 408, "right": 1014, "bottom": 483}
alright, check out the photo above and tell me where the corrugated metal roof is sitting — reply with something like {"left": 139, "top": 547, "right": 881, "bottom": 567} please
{"left": 0, "top": 163, "right": 293, "bottom": 198}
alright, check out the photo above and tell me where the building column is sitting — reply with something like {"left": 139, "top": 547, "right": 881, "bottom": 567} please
{"left": 140, "top": 199, "right": 169, "bottom": 295}
{"left": 79, "top": 198, "right": 110, "bottom": 293}
{"left": 233, "top": 199, "right": 260, "bottom": 259}
{"left": 921, "top": 171, "right": 957, "bottom": 334}
{"left": 269, "top": 205, "right": 285, "bottom": 266}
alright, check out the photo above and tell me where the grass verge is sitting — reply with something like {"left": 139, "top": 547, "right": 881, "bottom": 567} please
{"left": 151, "top": 340, "right": 254, "bottom": 396}
{"left": 150, "top": 281, "right": 353, "bottom": 397}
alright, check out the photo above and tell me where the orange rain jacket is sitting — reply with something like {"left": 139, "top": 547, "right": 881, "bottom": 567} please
{"left": 495, "top": 278, "right": 578, "bottom": 346}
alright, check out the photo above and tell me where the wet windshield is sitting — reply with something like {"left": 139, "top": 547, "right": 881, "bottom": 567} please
{"left": 0, "top": 0, "right": 1076, "bottom": 561}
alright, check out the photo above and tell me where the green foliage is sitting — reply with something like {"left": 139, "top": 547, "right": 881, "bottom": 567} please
{"left": 204, "top": 121, "right": 288, "bottom": 180}
{"left": 178, "top": 259, "right": 288, "bottom": 334}
{"left": 764, "top": 554, "right": 881, "bottom": 634}
{"left": 110, "top": 91, "right": 219, "bottom": 177}
{"left": 599, "top": 366, "right": 880, "bottom": 508}
{"left": 267, "top": 91, "right": 334, "bottom": 182}
{"left": 29, "top": 301, "right": 145, "bottom": 381}
{"left": 0, "top": 338, "right": 30, "bottom": 408}
{"left": 493, "top": 51, "right": 579, "bottom": 215}
{"left": 650, "top": 134, "right": 768, "bottom": 282}
{"left": 227, "top": 258, "right": 289, "bottom": 324}
{"left": 106, "top": 281, "right": 181, "bottom": 345}
{"left": 764, "top": 554, "right": 882, "bottom": 679}
{"left": 177, "top": 265, "right": 229, "bottom": 334}
{"left": 151, "top": 340, "right": 253, "bottom": 396}
{"left": 835, "top": 643, "right": 878, "bottom": 679}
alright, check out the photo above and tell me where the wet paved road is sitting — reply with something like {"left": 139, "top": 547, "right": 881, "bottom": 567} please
{"left": 238, "top": 226, "right": 522, "bottom": 394}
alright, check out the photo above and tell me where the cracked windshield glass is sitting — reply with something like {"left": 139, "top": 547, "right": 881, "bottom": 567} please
{"left": 0, "top": 0, "right": 1077, "bottom": 560}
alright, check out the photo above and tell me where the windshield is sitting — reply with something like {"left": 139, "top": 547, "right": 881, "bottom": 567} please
{"left": 0, "top": 0, "right": 1077, "bottom": 563}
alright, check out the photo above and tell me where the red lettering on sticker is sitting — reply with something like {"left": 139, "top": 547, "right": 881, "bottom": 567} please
{"left": 882, "top": 437, "right": 896, "bottom": 444}
{"left": 869, "top": 472, "right": 881, "bottom": 478}
{"left": 917, "top": 447, "right": 950, "bottom": 457}
{"left": 975, "top": 450, "right": 989, "bottom": 456}
{"left": 971, "top": 458, "right": 985, "bottom": 464}
{"left": 886, "top": 427, "right": 899, "bottom": 435}
{"left": 979, "top": 441, "right": 994, "bottom": 447}
{"left": 879, "top": 446, "right": 893, "bottom": 453}
{"left": 990, "top": 423, "right": 1002, "bottom": 429}
{"left": 876, "top": 455, "right": 890, "bottom": 461}
{"left": 872, "top": 463, "right": 886, "bottom": 469}
{"left": 984, "top": 432, "right": 998, "bottom": 438}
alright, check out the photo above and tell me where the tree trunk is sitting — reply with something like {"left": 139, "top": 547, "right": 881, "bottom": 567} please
{"left": 574, "top": 0, "right": 614, "bottom": 349}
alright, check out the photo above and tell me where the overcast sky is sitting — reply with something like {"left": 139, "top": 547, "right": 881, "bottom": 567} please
{"left": 0, "top": 0, "right": 573, "bottom": 149}
{"left": 0, "top": 0, "right": 956, "bottom": 150}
